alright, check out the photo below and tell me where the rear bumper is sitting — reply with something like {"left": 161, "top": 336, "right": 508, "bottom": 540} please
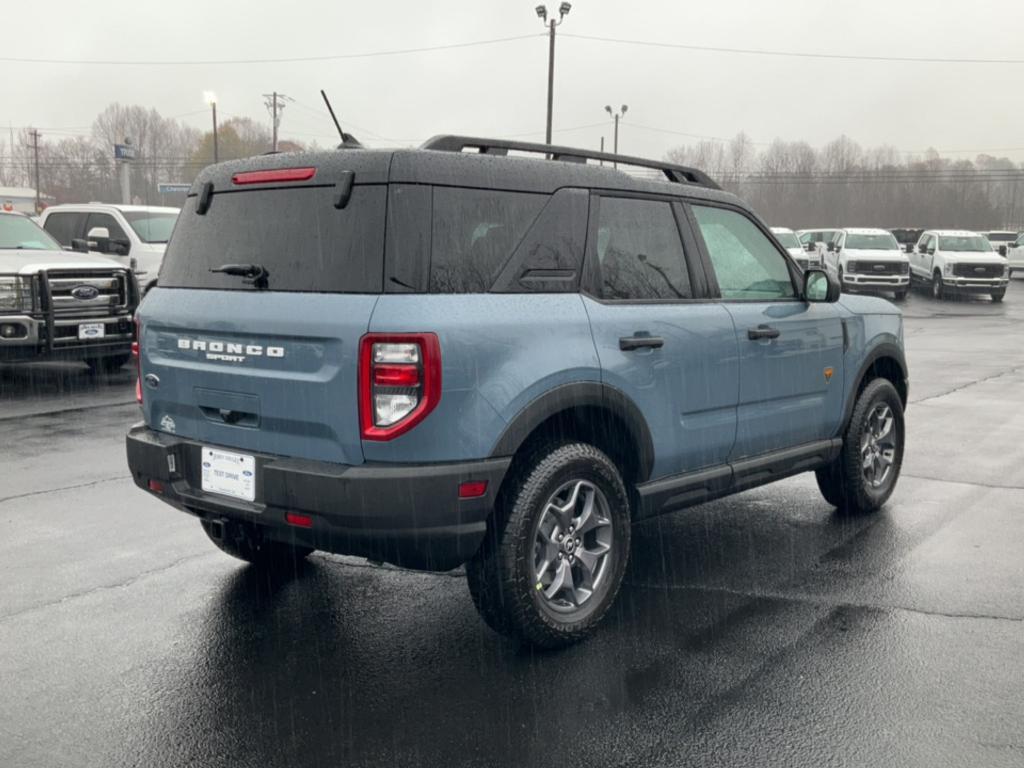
{"left": 125, "top": 424, "right": 511, "bottom": 571}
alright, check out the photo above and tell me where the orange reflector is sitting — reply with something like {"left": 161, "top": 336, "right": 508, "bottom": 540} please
{"left": 148, "top": 479, "right": 164, "bottom": 494}
{"left": 458, "top": 481, "right": 488, "bottom": 499}
{"left": 285, "top": 512, "right": 313, "bottom": 528}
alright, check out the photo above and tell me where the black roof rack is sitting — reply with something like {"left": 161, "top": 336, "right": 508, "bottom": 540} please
{"left": 420, "top": 135, "right": 720, "bottom": 190}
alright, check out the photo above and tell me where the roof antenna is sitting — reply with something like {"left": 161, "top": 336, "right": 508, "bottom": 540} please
{"left": 321, "top": 89, "right": 363, "bottom": 149}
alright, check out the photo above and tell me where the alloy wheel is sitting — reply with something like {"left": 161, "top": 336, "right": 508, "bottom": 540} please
{"left": 860, "top": 403, "right": 898, "bottom": 488}
{"left": 532, "top": 479, "right": 614, "bottom": 613}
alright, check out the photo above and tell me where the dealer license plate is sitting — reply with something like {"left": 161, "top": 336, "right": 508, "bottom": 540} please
{"left": 201, "top": 447, "right": 256, "bottom": 502}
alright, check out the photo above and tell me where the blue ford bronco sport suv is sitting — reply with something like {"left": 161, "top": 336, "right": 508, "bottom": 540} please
{"left": 126, "top": 136, "right": 908, "bottom": 647}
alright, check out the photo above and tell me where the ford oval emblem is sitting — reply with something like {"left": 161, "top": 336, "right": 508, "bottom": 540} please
{"left": 71, "top": 285, "right": 100, "bottom": 300}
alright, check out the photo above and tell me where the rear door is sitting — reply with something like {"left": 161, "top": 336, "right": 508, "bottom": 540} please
{"left": 139, "top": 158, "right": 390, "bottom": 466}
{"left": 687, "top": 202, "right": 845, "bottom": 459}
{"left": 582, "top": 194, "right": 738, "bottom": 480}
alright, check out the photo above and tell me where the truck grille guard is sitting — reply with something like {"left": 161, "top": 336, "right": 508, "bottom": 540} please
{"left": 34, "top": 268, "right": 138, "bottom": 353}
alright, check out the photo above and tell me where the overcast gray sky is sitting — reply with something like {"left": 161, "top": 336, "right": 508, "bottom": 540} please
{"left": 6, "top": 0, "right": 1024, "bottom": 161}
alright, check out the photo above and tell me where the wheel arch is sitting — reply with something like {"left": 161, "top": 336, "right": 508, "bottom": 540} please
{"left": 489, "top": 382, "right": 655, "bottom": 486}
{"left": 843, "top": 343, "right": 908, "bottom": 431}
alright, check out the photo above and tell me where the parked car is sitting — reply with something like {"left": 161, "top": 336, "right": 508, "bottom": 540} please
{"left": 770, "top": 227, "right": 813, "bottom": 269}
{"left": 39, "top": 203, "right": 179, "bottom": 294}
{"left": 889, "top": 228, "right": 924, "bottom": 253}
{"left": 831, "top": 228, "right": 910, "bottom": 300}
{"left": 1006, "top": 233, "right": 1024, "bottom": 277}
{"left": 980, "top": 230, "right": 1019, "bottom": 257}
{"left": 0, "top": 209, "right": 137, "bottom": 370}
{"left": 910, "top": 230, "right": 1009, "bottom": 301}
{"left": 796, "top": 228, "right": 839, "bottom": 268}
{"left": 126, "top": 136, "right": 908, "bottom": 647}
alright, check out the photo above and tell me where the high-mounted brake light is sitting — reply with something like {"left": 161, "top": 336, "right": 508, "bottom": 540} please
{"left": 133, "top": 317, "right": 142, "bottom": 405}
{"left": 359, "top": 333, "right": 441, "bottom": 441}
{"left": 231, "top": 167, "right": 317, "bottom": 185}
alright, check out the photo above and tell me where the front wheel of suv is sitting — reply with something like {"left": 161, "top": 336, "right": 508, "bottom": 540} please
{"left": 815, "top": 378, "right": 905, "bottom": 516}
{"left": 466, "top": 442, "right": 631, "bottom": 648}
{"left": 200, "top": 519, "right": 313, "bottom": 571}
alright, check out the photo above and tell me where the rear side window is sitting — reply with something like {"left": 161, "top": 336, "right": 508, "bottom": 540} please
{"left": 159, "top": 185, "right": 385, "bottom": 293}
{"left": 692, "top": 205, "right": 795, "bottom": 300}
{"left": 42, "top": 212, "right": 84, "bottom": 246}
{"left": 429, "top": 188, "right": 546, "bottom": 293}
{"left": 594, "top": 197, "right": 692, "bottom": 300}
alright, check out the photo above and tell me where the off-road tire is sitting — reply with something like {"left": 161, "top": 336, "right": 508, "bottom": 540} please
{"left": 86, "top": 354, "right": 131, "bottom": 374}
{"left": 466, "top": 442, "right": 631, "bottom": 649}
{"left": 200, "top": 519, "right": 313, "bottom": 571}
{"left": 931, "top": 271, "right": 945, "bottom": 300}
{"left": 815, "top": 378, "right": 905, "bottom": 516}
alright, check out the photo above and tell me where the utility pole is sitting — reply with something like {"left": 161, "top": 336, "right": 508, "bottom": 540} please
{"left": 535, "top": 3, "right": 572, "bottom": 145}
{"left": 263, "top": 92, "right": 292, "bottom": 152}
{"left": 204, "top": 92, "right": 219, "bottom": 163}
{"left": 30, "top": 130, "right": 40, "bottom": 214}
{"left": 604, "top": 105, "right": 627, "bottom": 168}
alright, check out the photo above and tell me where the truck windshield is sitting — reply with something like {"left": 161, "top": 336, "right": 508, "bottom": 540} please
{"left": 773, "top": 231, "right": 800, "bottom": 248}
{"left": 0, "top": 214, "right": 63, "bottom": 251}
{"left": 938, "top": 236, "right": 992, "bottom": 252}
{"left": 123, "top": 211, "right": 179, "bottom": 244}
{"left": 846, "top": 234, "right": 899, "bottom": 250}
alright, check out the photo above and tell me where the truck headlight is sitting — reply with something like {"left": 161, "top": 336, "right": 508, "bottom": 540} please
{"left": 944, "top": 262, "right": 953, "bottom": 276}
{"left": 0, "top": 276, "right": 31, "bottom": 313}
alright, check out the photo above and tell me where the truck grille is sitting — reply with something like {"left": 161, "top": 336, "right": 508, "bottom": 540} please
{"left": 848, "top": 261, "right": 908, "bottom": 275}
{"left": 952, "top": 263, "right": 1004, "bottom": 279}
{"left": 43, "top": 270, "right": 129, "bottom": 318}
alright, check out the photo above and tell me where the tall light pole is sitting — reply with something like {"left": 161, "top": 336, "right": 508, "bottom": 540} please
{"left": 604, "top": 104, "right": 627, "bottom": 167}
{"left": 203, "top": 91, "right": 218, "bottom": 163}
{"left": 536, "top": 3, "right": 571, "bottom": 145}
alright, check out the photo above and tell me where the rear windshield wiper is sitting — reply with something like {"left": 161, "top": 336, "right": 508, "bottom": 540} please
{"left": 210, "top": 263, "right": 270, "bottom": 289}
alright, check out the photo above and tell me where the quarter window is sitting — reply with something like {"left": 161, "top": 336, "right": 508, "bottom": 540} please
{"left": 692, "top": 205, "right": 795, "bottom": 300}
{"left": 430, "top": 188, "right": 546, "bottom": 293}
{"left": 594, "top": 197, "right": 692, "bottom": 300}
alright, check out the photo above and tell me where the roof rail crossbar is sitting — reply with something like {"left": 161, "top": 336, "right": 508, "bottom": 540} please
{"left": 420, "top": 135, "right": 720, "bottom": 189}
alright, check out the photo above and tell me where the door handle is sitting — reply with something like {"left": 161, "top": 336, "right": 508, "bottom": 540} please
{"left": 619, "top": 335, "right": 664, "bottom": 351}
{"left": 747, "top": 325, "right": 781, "bottom": 341}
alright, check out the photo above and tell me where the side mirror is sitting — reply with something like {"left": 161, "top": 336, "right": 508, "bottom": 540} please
{"left": 805, "top": 241, "right": 816, "bottom": 252}
{"left": 804, "top": 268, "right": 840, "bottom": 303}
{"left": 998, "top": 245, "right": 1007, "bottom": 257}
{"left": 70, "top": 238, "right": 90, "bottom": 253}
{"left": 905, "top": 243, "right": 914, "bottom": 254}
{"left": 86, "top": 226, "right": 110, "bottom": 240}
{"left": 827, "top": 242, "right": 836, "bottom": 252}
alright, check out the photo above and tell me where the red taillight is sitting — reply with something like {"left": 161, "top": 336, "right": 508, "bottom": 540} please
{"left": 133, "top": 317, "right": 142, "bottom": 404}
{"left": 458, "top": 481, "right": 488, "bottom": 499}
{"left": 231, "top": 167, "right": 316, "bottom": 185}
{"left": 359, "top": 333, "right": 441, "bottom": 441}
{"left": 285, "top": 512, "right": 313, "bottom": 528}
{"left": 148, "top": 479, "right": 164, "bottom": 494}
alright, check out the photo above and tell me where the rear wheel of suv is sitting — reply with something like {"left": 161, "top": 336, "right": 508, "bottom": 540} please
{"left": 931, "top": 271, "right": 945, "bottom": 300}
{"left": 815, "top": 378, "right": 904, "bottom": 515}
{"left": 991, "top": 289, "right": 1006, "bottom": 302}
{"left": 200, "top": 519, "right": 313, "bottom": 571}
{"left": 466, "top": 442, "right": 631, "bottom": 648}
{"left": 86, "top": 354, "right": 131, "bottom": 374}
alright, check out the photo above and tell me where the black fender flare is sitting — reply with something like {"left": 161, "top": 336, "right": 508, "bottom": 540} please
{"left": 842, "top": 342, "right": 908, "bottom": 431}
{"left": 489, "top": 381, "right": 656, "bottom": 482}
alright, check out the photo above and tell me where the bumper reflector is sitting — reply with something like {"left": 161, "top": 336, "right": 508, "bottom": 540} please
{"left": 148, "top": 479, "right": 164, "bottom": 494}
{"left": 285, "top": 512, "right": 313, "bottom": 528}
{"left": 458, "top": 481, "right": 488, "bottom": 499}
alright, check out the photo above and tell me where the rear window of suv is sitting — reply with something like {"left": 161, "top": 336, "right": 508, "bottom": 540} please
{"left": 159, "top": 185, "right": 386, "bottom": 293}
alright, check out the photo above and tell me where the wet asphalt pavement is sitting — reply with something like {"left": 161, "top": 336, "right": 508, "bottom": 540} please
{"left": 2, "top": 284, "right": 1023, "bottom": 767}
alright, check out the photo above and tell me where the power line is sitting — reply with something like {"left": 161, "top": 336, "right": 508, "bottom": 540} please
{"left": 0, "top": 34, "right": 541, "bottom": 66}
{"left": 561, "top": 33, "right": 1024, "bottom": 65}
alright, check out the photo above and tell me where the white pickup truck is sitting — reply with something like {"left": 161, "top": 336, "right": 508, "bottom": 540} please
{"left": 910, "top": 230, "right": 1009, "bottom": 302}
{"left": 831, "top": 228, "right": 910, "bottom": 300}
{"left": 39, "top": 204, "right": 179, "bottom": 294}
